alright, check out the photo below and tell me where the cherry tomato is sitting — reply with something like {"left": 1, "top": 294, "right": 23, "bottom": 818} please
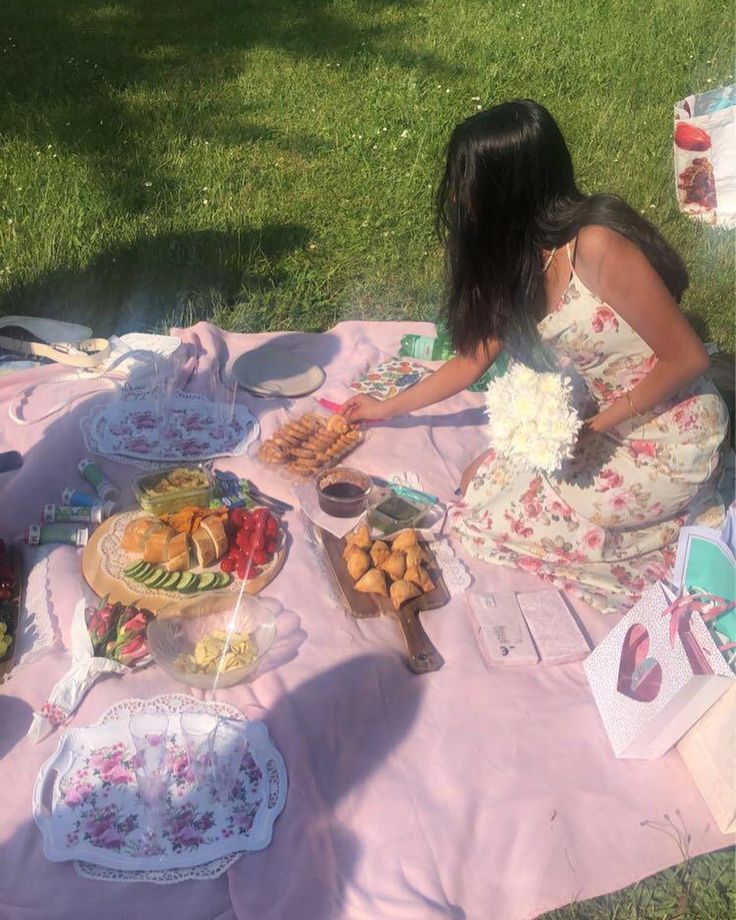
{"left": 265, "top": 538, "right": 277, "bottom": 555}
{"left": 235, "top": 530, "right": 252, "bottom": 551}
{"left": 235, "top": 562, "right": 247, "bottom": 580}
{"left": 265, "top": 518, "right": 279, "bottom": 538}
{"left": 229, "top": 508, "right": 246, "bottom": 528}
{"left": 245, "top": 565, "right": 262, "bottom": 580}
{"left": 252, "top": 549, "right": 269, "bottom": 567}
{"left": 240, "top": 511, "right": 255, "bottom": 532}
{"left": 220, "top": 557, "right": 235, "bottom": 574}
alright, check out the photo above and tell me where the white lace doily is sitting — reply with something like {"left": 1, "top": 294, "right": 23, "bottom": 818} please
{"left": 73, "top": 694, "right": 284, "bottom": 884}
{"left": 81, "top": 388, "right": 259, "bottom": 469}
{"left": 429, "top": 538, "right": 472, "bottom": 596}
{"left": 16, "top": 545, "right": 60, "bottom": 667}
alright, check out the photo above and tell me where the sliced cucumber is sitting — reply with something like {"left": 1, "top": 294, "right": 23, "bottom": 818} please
{"left": 144, "top": 568, "right": 167, "bottom": 587}
{"left": 131, "top": 563, "right": 154, "bottom": 582}
{"left": 214, "top": 572, "right": 232, "bottom": 589}
{"left": 198, "top": 573, "right": 218, "bottom": 591}
{"left": 179, "top": 573, "right": 201, "bottom": 594}
{"left": 124, "top": 560, "right": 146, "bottom": 578}
{"left": 176, "top": 572, "right": 195, "bottom": 592}
{"left": 161, "top": 572, "right": 182, "bottom": 590}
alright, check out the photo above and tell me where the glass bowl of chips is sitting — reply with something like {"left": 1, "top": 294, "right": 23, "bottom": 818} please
{"left": 147, "top": 591, "right": 276, "bottom": 689}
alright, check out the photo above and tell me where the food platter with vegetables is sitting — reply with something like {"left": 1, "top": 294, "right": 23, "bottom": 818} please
{"left": 82, "top": 504, "right": 286, "bottom": 612}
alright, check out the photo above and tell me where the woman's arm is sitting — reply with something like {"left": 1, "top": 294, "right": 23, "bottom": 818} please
{"left": 573, "top": 225, "right": 710, "bottom": 432}
{"left": 342, "top": 340, "right": 501, "bottom": 422}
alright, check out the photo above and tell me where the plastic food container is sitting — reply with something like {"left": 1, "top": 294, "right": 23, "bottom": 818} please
{"left": 147, "top": 592, "right": 276, "bottom": 689}
{"left": 367, "top": 489, "right": 443, "bottom": 535}
{"left": 132, "top": 464, "right": 215, "bottom": 514}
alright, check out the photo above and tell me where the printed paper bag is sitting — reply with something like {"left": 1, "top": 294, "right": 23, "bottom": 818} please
{"left": 584, "top": 582, "right": 734, "bottom": 759}
{"left": 673, "top": 84, "right": 736, "bottom": 228}
{"left": 677, "top": 683, "right": 736, "bottom": 834}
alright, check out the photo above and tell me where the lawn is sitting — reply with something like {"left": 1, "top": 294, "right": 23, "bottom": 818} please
{"left": 0, "top": 0, "right": 733, "bottom": 347}
{"left": 0, "top": 1, "right": 734, "bottom": 915}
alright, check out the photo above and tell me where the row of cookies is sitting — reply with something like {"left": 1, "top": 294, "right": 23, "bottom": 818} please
{"left": 258, "top": 411, "right": 362, "bottom": 477}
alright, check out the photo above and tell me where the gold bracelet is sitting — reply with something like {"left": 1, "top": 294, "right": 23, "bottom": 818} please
{"left": 626, "top": 391, "right": 644, "bottom": 419}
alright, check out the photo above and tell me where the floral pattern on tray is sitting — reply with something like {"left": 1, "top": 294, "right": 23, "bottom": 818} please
{"left": 82, "top": 389, "right": 259, "bottom": 463}
{"left": 350, "top": 358, "right": 430, "bottom": 400}
{"left": 33, "top": 703, "right": 287, "bottom": 873}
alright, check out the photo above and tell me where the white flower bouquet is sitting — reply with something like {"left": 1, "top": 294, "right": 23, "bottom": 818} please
{"left": 485, "top": 363, "right": 582, "bottom": 475}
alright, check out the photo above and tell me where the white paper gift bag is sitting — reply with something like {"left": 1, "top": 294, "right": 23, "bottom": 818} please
{"left": 584, "top": 582, "right": 734, "bottom": 759}
{"left": 673, "top": 84, "right": 736, "bottom": 228}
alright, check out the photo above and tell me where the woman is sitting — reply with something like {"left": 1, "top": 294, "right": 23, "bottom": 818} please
{"left": 341, "top": 99, "right": 729, "bottom": 613}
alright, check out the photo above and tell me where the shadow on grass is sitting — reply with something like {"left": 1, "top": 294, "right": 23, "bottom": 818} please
{"left": 0, "top": 224, "right": 312, "bottom": 336}
{"left": 0, "top": 0, "right": 457, "bottom": 213}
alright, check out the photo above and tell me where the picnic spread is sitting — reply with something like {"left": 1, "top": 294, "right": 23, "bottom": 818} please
{"left": 0, "top": 319, "right": 733, "bottom": 920}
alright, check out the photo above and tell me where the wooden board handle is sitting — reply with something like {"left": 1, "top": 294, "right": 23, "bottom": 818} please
{"left": 392, "top": 606, "right": 444, "bottom": 674}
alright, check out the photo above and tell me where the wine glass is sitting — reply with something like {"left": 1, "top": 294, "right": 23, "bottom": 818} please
{"left": 129, "top": 713, "right": 170, "bottom": 851}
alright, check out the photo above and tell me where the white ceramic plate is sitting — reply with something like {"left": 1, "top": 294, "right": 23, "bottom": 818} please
{"left": 232, "top": 347, "right": 325, "bottom": 398}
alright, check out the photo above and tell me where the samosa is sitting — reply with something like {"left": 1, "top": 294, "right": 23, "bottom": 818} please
{"left": 346, "top": 549, "right": 371, "bottom": 581}
{"left": 391, "top": 529, "right": 418, "bottom": 553}
{"left": 354, "top": 568, "right": 388, "bottom": 597}
{"left": 380, "top": 551, "right": 406, "bottom": 582}
{"left": 349, "top": 524, "right": 372, "bottom": 550}
{"left": 390, "top": 579, "right": 421, "bottom": 611}
{"left": 369, "top": 540, "right": 390, "bottom": 567}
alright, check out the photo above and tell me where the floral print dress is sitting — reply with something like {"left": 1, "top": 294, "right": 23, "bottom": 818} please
{"left": 450, "top": 261, "right": 730, "bottom": 614}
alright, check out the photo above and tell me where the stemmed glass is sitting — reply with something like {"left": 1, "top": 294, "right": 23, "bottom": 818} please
{"left": 180, "top": 712, "right": 218, "bottom": 791}
{"left": 212, "top": 363, "right": 239, "bottom": 447}
{"left": 211, "top": 717, "right": 249, "bottom": 802}
{"left": 130, "top": 713, "right": 170, "bottom": 851}
{"left": 153, "top": 352, "right": 182, "bottom": 459}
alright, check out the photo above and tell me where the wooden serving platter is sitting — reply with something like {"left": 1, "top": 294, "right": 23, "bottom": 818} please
{"left": 317, "top": 527, "right": 448, "bottom": 674}
{"left": 82, "top": 509, "right": 286, "bottom": 613}
{"left": 0, "top": 546, "right": 23, "bottom": 683}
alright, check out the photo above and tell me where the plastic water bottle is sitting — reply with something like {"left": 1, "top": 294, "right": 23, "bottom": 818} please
{"left": 399, "top": 325, "right": 454, "bottom": 361}
{"left": 399, "top": 322, "right": 509, "bottom": 390}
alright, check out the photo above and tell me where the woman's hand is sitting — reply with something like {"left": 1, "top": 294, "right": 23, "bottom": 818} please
{"left": 340, "top": 393, "right": 395, "bottom": 423}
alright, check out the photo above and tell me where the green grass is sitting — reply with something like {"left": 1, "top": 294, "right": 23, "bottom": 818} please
{"left": 0, "top": 0, "right": 733, "bottom": 345}
{"left": 0, "top": 3, "right": 734, "bottom": 914}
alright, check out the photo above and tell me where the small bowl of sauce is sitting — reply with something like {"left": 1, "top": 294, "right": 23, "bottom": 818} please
{"left": 316, "top": 467, "right": 373, "bottom": 518}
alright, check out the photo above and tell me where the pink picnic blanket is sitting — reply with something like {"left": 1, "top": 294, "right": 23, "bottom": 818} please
{"left": 0, "top": 321, "right": 731, "bottom": 920}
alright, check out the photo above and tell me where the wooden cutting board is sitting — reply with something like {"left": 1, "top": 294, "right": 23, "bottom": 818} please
{"left": 82, "top": 510, "right": 286, "bottom": 613}
{"left": 317, "top": 527, "right": 448, "bottom": 674}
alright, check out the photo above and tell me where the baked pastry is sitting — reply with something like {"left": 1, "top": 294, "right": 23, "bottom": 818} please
{"left": 201, "top": 516, "right": 227, "bottom": 559}
{"left": 346, "top": 549, "right": 371, "bottom": 581}
{"left": 369, "top": 540, "right": 390, "bottom": 567}
{"left": 390, "top": 579, "right": 421, "bottom": 611}
{"left": 355, "top": 568, "right": 388, "bottom": 597}
{"left": 122, "top": 517, "right": 164, "bottom": 552}
{"left": 191, "top": 528, "right": 216, "bottom": 567}
{"left": 258, "top": 411, "right": 361, "bottom": 474}
{"left": 380, "top": 551, "right": 406, "bottom": 582}
{"left": 391, "top": 530, "right": 418, "bottom": 553}
{"left": 142, "top": 526, "right": 175, "bottom": 563}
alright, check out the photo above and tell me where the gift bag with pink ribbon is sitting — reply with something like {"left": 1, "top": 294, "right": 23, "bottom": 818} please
{"left": 672, "top": 506, "right": 736, "bottom": 832}
{"left": 584, "top": 581, "right": 734, "bottom": 759}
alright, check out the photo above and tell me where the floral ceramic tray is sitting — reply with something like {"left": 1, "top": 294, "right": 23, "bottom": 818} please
{"left": 33, "top": 705, "right": 287, "bottom": 871}
{"left": 82, "top": 389, "right": 259, "bottom": 463}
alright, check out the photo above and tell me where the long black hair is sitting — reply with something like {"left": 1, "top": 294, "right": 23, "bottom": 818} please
{"left": 435, "top": 99, "right": 688, "bottom": 360}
